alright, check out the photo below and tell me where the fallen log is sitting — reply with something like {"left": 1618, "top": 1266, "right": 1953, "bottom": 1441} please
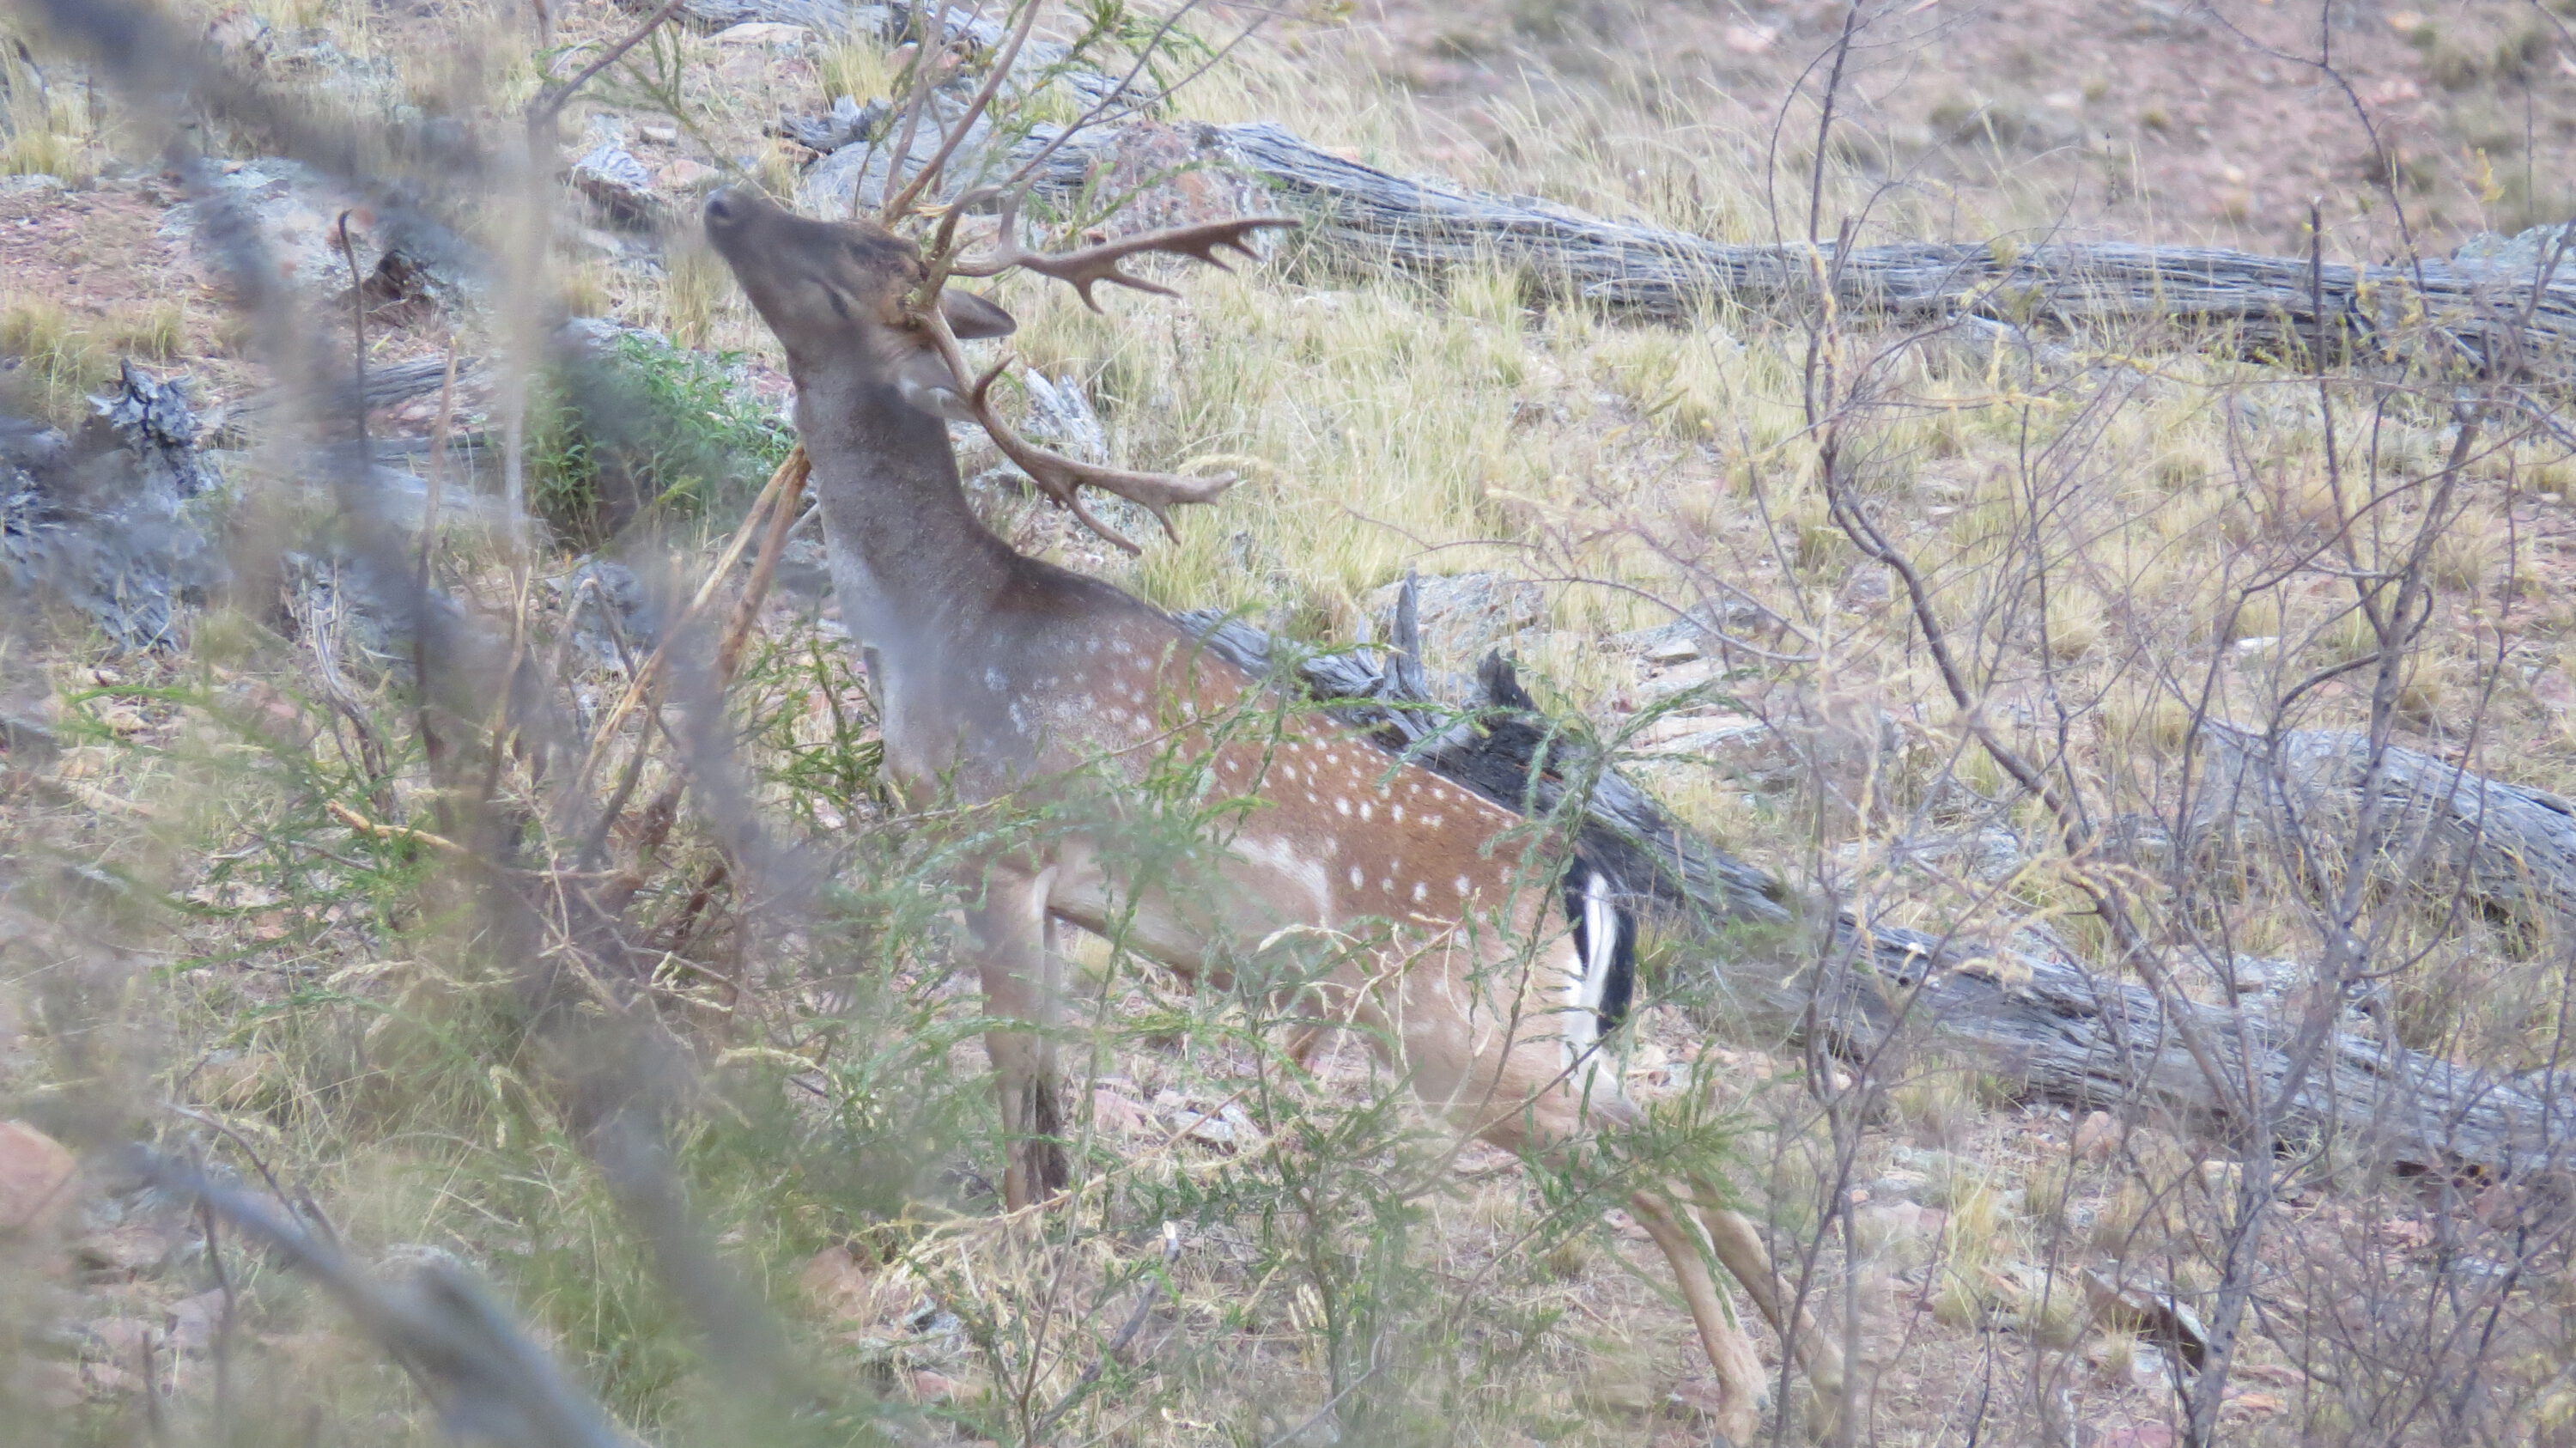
{"left": 1175, "top": 597, "right": 2576, "bottom": 1183}
{"left": 2196, "top": 724, "right": 2576, "bottom": 935}
{"left": 1184, "top": 122, "right": 2576, "bottom": 380}
{"left": 706, "top": 0, "right": 2576, "bottom": 381}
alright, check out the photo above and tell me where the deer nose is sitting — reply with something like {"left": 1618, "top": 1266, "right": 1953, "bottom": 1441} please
{"left": 703, "top": 187, "right": 745, "bottom": 227}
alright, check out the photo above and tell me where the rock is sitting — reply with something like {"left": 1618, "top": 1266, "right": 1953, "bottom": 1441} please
{"left": 558, "top": 557, "right": 658, "bottom": 670}
{"left": 161, "top": 156, "right": 468, "bottom": 312}
{"left": 1624, "top": 709, "right": 1807, "bottom": 790}
{"left": 800, "top": 96, "right": 991, "bottom": 216}
{"left": 3, "top": 365, "right": 226, "bottom": 650}
{"left": 905, "top": 1369, "right": 967, "bottom": 1402}
{"left": 1150, "top": 1090, "right": 1261, "bottom": 1151}
{"left": 164, "top": 1288, "right": 230, "bottom": 1354}
{"left": 556, "top": 315, "right": 665, "bottom": 357}
{"left": 2073, "top": 1110, "right": 2121, "bottom": 1163}
{"left": 1089, "top": 1086, "right": 1153, "bottom": 1138}
{"left": 0, "top": 1122, "right": 77, "bottom": 1236}
{"left": 659, "top": 157, "right": 716, "bottom": 192}
{"left": 0, "top": 173, "right": 66, "bottom": 203}
{"left": 1364, "top": 570, "right": 1546, "bottom": 677}
{"left": 776, "top": 95, "right": 879, "bottom": 155}
{"left": 799, "top": 1244, "right": 877, "bottom": 1323}
{"left": 2081, "top": 1269, "right": 2208, "bottom": 1370}
{"left": 712, "top": 20, "right": 815, "bottom": 44}
{"left": 1642, "top": 634, "right": 1701, "bottom": 665}
{"left": 1018, "top": 372, "right": 1108, "bottom": 464}
{"left": 1853, "top": 1199, "right": 1945, "bottom": 1251}
{"left": 1880, "top": 827, "right": 2026, "bottom": 884}
{"left": 772, "top": 536, "right": 833, "bottom": 606}
{"left": 573, "top": 140, "right": 661, "bottom": 228}
{"left": 2196, "top": 1158, "right": 2242, "bottom": 1199}
{"left": 1839, "top": 564, "right": 1893, "bottom": 607}
{"left": 1665, "top": 1376, "right": 1739, "bottom": 1419}
{"left": 1613, "top": 598, "right": 1780, "bottom": 663}
{"left": 1065, "top": 120, "right": 1282, "bottom": 246}
{"left": 75, "top": 1220, "right": 179, "bottom": 1275}
{"left": 2452, "top": 222, "right": 2576, "bottom": 277}
{"left": 1636, "top": 656, "right": 1721, "bottom": 703}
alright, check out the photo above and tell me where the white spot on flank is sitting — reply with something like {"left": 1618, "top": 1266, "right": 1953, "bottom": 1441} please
{"left": 1428, "top": 815, "right": 1445, "bottom": 829}
{"left": 1455, "top": 875, "right": 1472, "bottom": 896}
{"left": 1392, "top": 806, "right": 1405, "bottom": 822}
{"left": 1235, "top": 835, "right": 1332, "bottom": 913}
{"left": 1348, "top": 866, "right": 1364, "bottom": 888}
{"left": 1412, "top": 880, "right": 1428, "bottom": 903}
{"left": 984, "top": 666, "right": 1006, "bottom": 691}
{"left": 1336, "top": 798, "right": 1352, "bottom": 817}
{"left": 1359, "top": 802, "right": 1374, "bottom": 821}
{"left": 1379, "top": 876, "right": 1393, "bottom": 892}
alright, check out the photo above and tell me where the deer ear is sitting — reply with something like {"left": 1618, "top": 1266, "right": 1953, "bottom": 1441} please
{"left": 940, "top": 288, "right": 1018, "bottom": 340}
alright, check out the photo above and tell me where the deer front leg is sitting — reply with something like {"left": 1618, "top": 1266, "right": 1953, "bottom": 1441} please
{"left": 1627, "top": 1185, "right": 1766, "bottom": 1444}
{"left": 967, "top": 867, "right": 1069, "bottom": 1209}
{"left": 1686, "top": 1177, "right": 1856, "bottom": 1438}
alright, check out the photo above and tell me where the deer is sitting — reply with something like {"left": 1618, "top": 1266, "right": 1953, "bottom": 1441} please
{"left": 702, "top": 182, "right": 1849, "bottom": 1441}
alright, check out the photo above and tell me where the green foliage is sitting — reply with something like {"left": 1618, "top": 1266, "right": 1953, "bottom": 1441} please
{"left": 528, "top": 332, "right": 793, "bottom": 545}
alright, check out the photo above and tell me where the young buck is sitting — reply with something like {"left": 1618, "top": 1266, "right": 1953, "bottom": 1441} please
{"left": 703, "top": 184, "right": 1847, "bottom": 1439}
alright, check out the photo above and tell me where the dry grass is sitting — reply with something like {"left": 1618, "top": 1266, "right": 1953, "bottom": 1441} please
{"left": 5, "top": 1, "right": 2576, "bottom": 1445}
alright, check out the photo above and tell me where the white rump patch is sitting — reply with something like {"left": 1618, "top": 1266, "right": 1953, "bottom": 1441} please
{"left": 1563, "top": 868, "right": 1619, "bottom": 1068}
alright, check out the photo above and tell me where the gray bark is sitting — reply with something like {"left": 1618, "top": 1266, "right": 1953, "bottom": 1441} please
{"left": 2196, "top": 724, "right": 2576, "bottom": 934}
{"left": 1188, "top": 122, "right": 2576, "bottom": 380}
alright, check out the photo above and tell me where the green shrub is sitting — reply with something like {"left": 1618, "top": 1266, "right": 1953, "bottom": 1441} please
{"left": 529, "top": 332, "right": 793, "bottom": 545}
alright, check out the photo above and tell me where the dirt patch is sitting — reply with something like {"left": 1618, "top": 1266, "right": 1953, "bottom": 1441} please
{"left": 1355, "top": 0, "right": 2570, "bottom": 256}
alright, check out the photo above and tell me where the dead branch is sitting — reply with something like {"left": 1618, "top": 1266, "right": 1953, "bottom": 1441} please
{"left": 130, "top": 1151, "right": 641, "bottom": 1448}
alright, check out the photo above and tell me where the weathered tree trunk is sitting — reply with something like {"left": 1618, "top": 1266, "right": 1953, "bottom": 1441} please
{"left": 2196, "top": 724, "right": 2576, "bottom": 934}
{"left": 1182, "top": 124, "right": 2576, "bottom": 380}
{"left": 702, "top": 0, "right": 2576, "bottom": 380}
{"left": 1176, "top": 602, "right": 2576, "bottom": 1183}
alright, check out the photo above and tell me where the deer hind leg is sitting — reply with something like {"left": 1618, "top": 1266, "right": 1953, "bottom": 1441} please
{"left": 966, "top": 867, "right": 1069, "bottom": 1209}
{"left": 1685, "top": 1177, "right": 1856, "bottom": 1433}
{"left": 1626, "top": 1185, "right": 1766, "bottom": 1445}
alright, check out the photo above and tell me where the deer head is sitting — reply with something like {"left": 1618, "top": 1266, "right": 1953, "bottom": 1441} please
{"left": 702, "top": 185, "right": 1297, "bottom": 552}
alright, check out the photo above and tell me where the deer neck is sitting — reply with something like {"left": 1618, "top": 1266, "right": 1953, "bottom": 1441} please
{"left": 793, "top": 368, "right": 1020, "bottom": 659}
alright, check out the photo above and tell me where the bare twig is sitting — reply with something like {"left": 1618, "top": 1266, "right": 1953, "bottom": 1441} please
{"left": 880, "top": 0, "right": 1043, "bottom": 222}
{"left": 128, "top": 1151, "right": 640, "bottom": 1448}
{"left": 527, "top": 0, "right": 689, "bottom": 130}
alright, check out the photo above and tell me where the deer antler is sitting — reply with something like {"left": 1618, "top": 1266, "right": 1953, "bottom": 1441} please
{"left": 948, "top": 192, "right": 1299, "bottom": 311}
{"left": 919, "top": 304, "right": 1237, "bottom": 556}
